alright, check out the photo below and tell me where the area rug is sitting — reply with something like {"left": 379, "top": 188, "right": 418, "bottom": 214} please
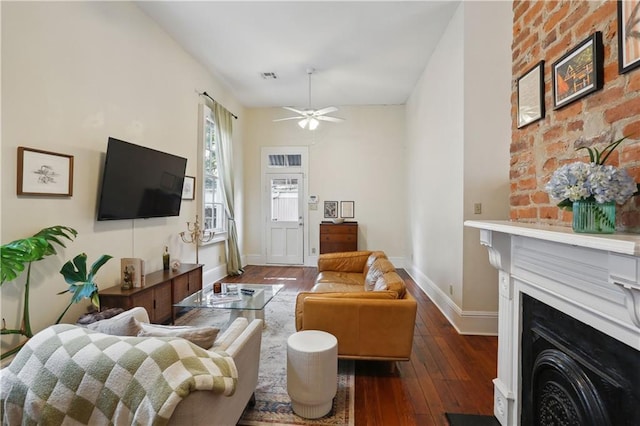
{"left": 445, "top": 413, "right": 501, "bottom": 426}
{"left": 176, "top": 291, "right": 355, "bottom": 426}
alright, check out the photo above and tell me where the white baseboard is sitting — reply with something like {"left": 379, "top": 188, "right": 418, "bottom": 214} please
{"left": 405, "top": 263, "right": 498, "bottom": 336}
{"left": 242, "top": 254, "right": 318, "bottom": 267}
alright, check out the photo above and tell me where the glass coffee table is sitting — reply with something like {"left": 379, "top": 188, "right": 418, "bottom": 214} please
{"left": 174, "top": 283, "right": 284, "bottom": 326}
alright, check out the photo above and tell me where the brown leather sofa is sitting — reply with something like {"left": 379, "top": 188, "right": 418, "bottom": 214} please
{"left": 295, "top": 251, "right": 417, "bottom": 361}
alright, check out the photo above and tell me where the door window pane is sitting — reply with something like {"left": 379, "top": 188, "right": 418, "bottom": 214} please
{"left": 270, "top": 178, "right": 299, "bottom": 221}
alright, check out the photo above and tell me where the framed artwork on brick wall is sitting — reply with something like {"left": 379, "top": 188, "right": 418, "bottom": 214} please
{"left": 552, "top": 32, "right": 604, "bottom": 109}
{"left": 618, "top": 0, "right": 640, "bottom": 74}
{"left": 517, "top": 61, "right": 545, "bottom": 128}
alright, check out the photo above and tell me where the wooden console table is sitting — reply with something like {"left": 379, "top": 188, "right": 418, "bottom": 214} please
{"left": 320, "top": 222, "right": 358, "bottom": 254}
{"left": 100, "top": 263, "right": 203, "bottom": 324}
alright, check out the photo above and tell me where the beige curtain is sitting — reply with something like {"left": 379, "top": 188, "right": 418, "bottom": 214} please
{"left": 212, "top": 102, "right": 243, "bottom": 276}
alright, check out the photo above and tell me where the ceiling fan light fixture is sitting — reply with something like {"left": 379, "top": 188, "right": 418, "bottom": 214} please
{"left": 274, "top": 67, "right": 343, "bottom": 129}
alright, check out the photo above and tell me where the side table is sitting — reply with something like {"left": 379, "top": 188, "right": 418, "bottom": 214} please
{"left": 286, "top": 330, "right": 338, "bottom": 418}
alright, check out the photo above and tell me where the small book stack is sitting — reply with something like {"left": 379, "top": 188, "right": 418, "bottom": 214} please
{"left": 121, "top": 258, "right": 145, "bottom": 289}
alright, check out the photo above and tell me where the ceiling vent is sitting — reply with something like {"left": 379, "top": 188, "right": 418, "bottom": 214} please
{"left": 261, "top": 72, "right": 278, "bottom": 80}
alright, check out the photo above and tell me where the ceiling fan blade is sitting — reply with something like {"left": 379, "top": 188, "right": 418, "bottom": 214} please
{"left": 282, "top": 106, "right": 306, "bottom": 115}
{"left": 314, "top": 106, "right": 338, "bottom": 116}
{"left": 273, "top": 116, "right": 303, "bottom": 122}
{"left": 317, "top": 116, "right": 344, "bottom": 123}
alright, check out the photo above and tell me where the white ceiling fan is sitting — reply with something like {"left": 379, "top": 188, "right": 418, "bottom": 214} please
{"left": 274, "top": 68, "right": 344, "bottom": 130}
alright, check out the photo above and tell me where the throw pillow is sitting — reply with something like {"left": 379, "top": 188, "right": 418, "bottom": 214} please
{"left": 137, "top": 322, "right": 219, "bottom": 349}
{"left": 86, "top": 313, "right": 141, "bottom": 336}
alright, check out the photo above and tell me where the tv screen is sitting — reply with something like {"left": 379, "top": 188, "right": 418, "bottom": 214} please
{"left": 97, "top": 138, "right": 187, "bottom": 221}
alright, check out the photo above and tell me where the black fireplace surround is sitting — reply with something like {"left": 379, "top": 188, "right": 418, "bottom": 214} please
{"left": 521, "top": 294, "right": 639, "bottom": 426}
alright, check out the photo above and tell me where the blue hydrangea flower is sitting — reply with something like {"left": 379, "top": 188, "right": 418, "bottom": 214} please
{"left": 545, "top": 161, "right": 637, "bottom": 205}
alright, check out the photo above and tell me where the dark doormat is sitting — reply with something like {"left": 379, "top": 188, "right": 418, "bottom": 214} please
{"left": 445, "top": 413, "right": 501, "bottom": 426}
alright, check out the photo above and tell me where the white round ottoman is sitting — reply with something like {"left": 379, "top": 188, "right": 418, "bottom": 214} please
{"left": 287, "top": 330, "right": 338, "bottom": 419}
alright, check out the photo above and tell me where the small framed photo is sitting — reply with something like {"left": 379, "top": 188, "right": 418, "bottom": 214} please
{"left": 618, "top": 0, "right": 640, "bottom": 74}
{"left": 17, "top": 147, "right": 74, "bottom": 196}
{"left": 182, "top": 176, "right": 195, "bottom": 200}
{"left": 552, "top": 32, "right": 603, "bottom": 109}
{"left": 340, "top": 201, "right": 355, "bottom": 218}
{"left": 324, "top": 201, "right": 338, "bottom": 218}
{"left": 517, "top": 61, "right": 545, "bottom": 128}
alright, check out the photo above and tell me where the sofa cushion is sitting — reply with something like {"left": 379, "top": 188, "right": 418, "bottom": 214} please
{"left": 312, "top": 281, "right": 367, "bottom": 293}
{"left": 317, "top": 251, "right": 373, "bottom": 273}
{"left": 137, "top": 322, "right": 220, "bottom": 349}
{"left": 86, "top": 309, "right": 143, "bottom": 336}
{"left": 373, "top": 271, "right": 407, "bottom": 298}
{"left": 363, "top": 251, "right": 387, "bottom": 277}
{"left": 364, "top": 258, "right": 396, "bottom": 291}
{"left": 316, "top": 271, "right": 363, "bottom": 287}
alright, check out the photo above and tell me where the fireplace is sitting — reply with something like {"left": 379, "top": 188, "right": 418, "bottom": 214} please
{"left": 465, "top": 220, "right": 640, "bottom": 426}
{"left": 521, "top": 294, "right": 639, "bottom": 426}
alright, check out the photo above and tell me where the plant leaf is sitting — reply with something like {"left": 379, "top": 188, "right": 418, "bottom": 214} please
{"left": 89, "top": 255, "right": 113, "bottom": 278}
{"left": 91, "top": 292, "right": 101, "bottom": 311}
{"left": 69, "top": 283, "right": 98, "bottom": 304}
{"left": 1, "top": 226, "right": 77, "bottom": 284}
{"left": 60, "top": 253, "right": 88, "bottom": 284}
{"left": 577, "top": 146, "right": 595, "bottom": 163}
{"left": 599, "top": 136, "right": 627, "bottom": 165}
{"left": 557, "top": 198, "right": 573, "bottom": 211}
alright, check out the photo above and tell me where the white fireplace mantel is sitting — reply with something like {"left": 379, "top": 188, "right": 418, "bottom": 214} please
{"left": 464, "top": 220, "right": 640, "bottom": 425}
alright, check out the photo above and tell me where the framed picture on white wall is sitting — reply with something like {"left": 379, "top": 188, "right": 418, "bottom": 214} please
{"left": 17, "top": 146, "right": 74, "bottom": 196}
{"left": 340, "top": 201, "right": 355, "bottom": 218}
{"left": 324, "top": 201, "right": 338, "bottom": 218}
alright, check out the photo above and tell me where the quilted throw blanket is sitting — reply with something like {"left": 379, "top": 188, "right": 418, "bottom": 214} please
{"left": 1, "top": 324, "right": 237, "bottom": 425}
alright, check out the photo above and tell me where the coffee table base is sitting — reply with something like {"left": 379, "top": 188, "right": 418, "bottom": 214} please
{"left": 229, "top": 309, "right": 267, "bottom": 328}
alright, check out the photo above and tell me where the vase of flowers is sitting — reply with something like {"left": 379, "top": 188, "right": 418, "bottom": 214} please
{"left": 571, "top": 200, "right": 616, "bottom": 233}
{"left": 545, "top": 137, "right": 638, "bottom": 234}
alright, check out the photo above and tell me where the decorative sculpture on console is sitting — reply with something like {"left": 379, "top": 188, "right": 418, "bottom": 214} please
{"left": 179, "top": 215, "right": 213, "bottom": 264}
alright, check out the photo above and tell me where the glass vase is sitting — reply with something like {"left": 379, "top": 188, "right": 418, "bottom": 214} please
{"left": 572, "top": 200, "right": 616, "bottom": 234}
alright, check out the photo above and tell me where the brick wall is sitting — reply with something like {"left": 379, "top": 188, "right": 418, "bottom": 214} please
{"left": 511, "top": 0, "right": 640, "bottom": 230}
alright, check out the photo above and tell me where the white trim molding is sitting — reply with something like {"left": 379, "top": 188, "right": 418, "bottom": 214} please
{"left": 406, "top": 263, "right": 498, "bottom": 336}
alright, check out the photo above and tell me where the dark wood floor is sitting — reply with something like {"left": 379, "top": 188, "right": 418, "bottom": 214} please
{"left": 222, "top": 265, "right": 498, "bottom": 426}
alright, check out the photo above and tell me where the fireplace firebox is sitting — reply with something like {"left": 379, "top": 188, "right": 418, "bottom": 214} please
{"left": 521, "top": 294, "right": 639, "bottom": 426}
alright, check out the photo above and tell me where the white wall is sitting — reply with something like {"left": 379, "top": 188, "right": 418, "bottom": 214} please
{"left": 242, "top": 105, "right": 406, "bottom": 265}
{"left": 462, "top": 1, "right": 512, "bottom": 312}
{"left": 405, "top": 1, "right": 511, "bottom": 334}
{"left": 1, "top": 1, "right": 244, "bottom": 347}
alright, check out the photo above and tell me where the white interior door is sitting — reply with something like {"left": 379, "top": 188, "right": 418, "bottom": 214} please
{"left": 266, "top": 173, "right": 304, "bottom": 264}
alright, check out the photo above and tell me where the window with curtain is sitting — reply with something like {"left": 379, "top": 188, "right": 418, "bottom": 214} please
{"left": 199, "top": 104, "right": 226, "bottom": 238}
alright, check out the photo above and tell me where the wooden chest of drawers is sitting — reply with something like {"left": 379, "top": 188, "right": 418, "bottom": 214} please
{"left": 319, "top": 222, "right": 358, "bottom": 254}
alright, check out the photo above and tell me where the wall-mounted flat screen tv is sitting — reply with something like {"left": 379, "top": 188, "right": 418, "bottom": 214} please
{"left": 97, "top": 137, "right": 187, "bottom": 221}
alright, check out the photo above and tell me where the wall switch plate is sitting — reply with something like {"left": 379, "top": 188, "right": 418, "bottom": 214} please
{"left": 311, "top": 248, "right": 316, "bottom": 254}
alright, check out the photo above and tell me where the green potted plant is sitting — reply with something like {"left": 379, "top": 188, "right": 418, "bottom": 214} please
{"left": 56, "top": 253, "right": 113, "bottom": 324}
{"left": 1, "top": 226, "right": 77, "bottom": 359}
